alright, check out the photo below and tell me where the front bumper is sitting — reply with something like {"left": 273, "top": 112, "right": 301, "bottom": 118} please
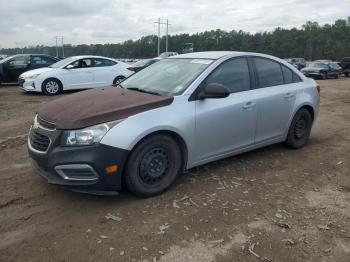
{"left": 28, "top": 127, "right": 129, "bottom": 194}
{"left": 18, "top": 77, "right": 38, "bottom": 91}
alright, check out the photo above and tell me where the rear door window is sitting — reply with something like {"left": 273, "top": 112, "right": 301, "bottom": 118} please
{"left": 205, "top": 57, "right": 251, "bottom": 93}
{"left": 253, "top": 57, "right": 284, "bottom": 88}
{"left": 93, "top": 58, "right": 117, "bottom": 67}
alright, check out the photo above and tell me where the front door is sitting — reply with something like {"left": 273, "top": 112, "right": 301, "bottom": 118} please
{"left": 3, "top": 55, "right": 30, "bottom": 82}
{"left": 63, "top": 58, "right": 94, "bottom": 89}
{"left": 194, "top": 57, "right": 257, "bottom": 163}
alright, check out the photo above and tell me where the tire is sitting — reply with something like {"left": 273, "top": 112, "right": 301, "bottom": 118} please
{"left": 113, "top": 76, "right": 125, "bottom": 86}
{"left": 285, "top": 109, "right": 313, "bottom": 149}
{"left": 42, "top": 78, "right": 62, "bottom": 95}
{"left": 321, "top": 72, "right": 327, "bottom": 80}
{"left": 335, "top": 73, "right": 340, "bottom": 79}
{"left": 345, "top": 72, "right": 350, "bottom": 77}
{"left": 124, "top": 135, "right": 182, "bottom": 197}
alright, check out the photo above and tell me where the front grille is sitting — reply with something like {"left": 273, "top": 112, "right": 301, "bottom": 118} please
{"left": 37, "top": 116, "right": 56, "bottom": 130}
{"left": 29, "top": 130, "right": 50, "bottom": 152}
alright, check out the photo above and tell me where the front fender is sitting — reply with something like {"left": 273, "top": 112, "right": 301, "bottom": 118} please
{"left": 100, "top": 96, "right": 196, "bottom": 165}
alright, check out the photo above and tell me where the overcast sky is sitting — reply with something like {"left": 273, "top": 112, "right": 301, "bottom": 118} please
{"left": 0, "top": 0, "right": 349, "bottom": 48}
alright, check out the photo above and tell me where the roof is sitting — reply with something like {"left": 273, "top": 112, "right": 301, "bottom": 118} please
{"left": 70, "top": 55, "right": 114, "bottom": 59}
{"left": 170, "top": 51, "right": 246, "bottom": 60}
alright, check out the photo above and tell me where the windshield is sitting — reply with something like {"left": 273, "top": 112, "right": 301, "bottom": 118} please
{"left": 49, "top": 57, "right": 76, "bottom": 68}
{"left": 309, "top": 63, "right": 328, "bottom": 69}
{"left": 122, "top": 58, "right": 213, "bottom": 96}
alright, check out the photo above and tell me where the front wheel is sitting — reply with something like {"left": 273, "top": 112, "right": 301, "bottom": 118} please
{"left": 42, "top": 79, "right": 62, "bottom": 95}
{"left": 113, "top": 76, "right": 125, "bottom": 86}
{"left": 285, "top": 109, "right": 313, "bottom": 149}
{"left": 124, "top": 135, "right": 182, "bottom": 197}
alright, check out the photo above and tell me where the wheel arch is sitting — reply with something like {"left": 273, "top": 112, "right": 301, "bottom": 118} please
{"left": 299, "top": 104, "right": 315, "bottom": 122}
{"left": 113, "top": 75, "right": 126, "bottom": 85}
{"left": 127, "top": 129, "right": 189, "bottom": 172}
{"left": 41, "top": 77, "right": 64, "bottom": 90}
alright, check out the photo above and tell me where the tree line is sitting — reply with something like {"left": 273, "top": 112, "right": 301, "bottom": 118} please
{"left": 2, "top": 17, "right": 350, "bottom": 61}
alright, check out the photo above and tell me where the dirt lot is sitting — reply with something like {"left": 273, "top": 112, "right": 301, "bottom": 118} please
{"left": 0, "top": 79, "right": 350, "bottom": 262}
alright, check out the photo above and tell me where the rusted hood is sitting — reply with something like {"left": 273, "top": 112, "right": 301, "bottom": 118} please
{"left": 37, "top": 87, "right": 173, "bottom": 130}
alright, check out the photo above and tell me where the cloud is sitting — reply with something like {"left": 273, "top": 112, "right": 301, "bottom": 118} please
{"left": 0, "top": 0, "right": 349, "bottom": 48}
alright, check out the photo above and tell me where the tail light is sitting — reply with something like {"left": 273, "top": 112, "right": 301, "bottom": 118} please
{"left": 127, "top": 67, "right": 136, "bottom": 72}
{"left": 316, "top": 84, "right": 320, "bottom": 94}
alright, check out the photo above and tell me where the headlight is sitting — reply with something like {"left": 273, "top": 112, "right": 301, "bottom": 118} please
{"left": 65, "top": 120, "right": 124, "bottom": 146}
{"left": 26, "top": 73, "right": 41, "bottom": 79}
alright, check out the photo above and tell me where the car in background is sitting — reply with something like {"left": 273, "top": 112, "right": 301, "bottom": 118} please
{"left": 158, "top": 52, "right": 179, "bottom": 58}
{"left": 301, "top": 62, "right": 342, "bottom": 79}
{"left": 28, "top": 51, "right": 320, "bottom": 196}
{"left": 285, "top": 58, "right": 306, "bottom": 70}
{"left": 0, "top": 54, "right": 8, "bottom": 60}
{"left": 19, "top": 55, "right": 134, "bottom": 95}
{"left": 0, "top": 54, "right": 59, "bottom": 84}
{"left": 128, "top": 58, "right": 161, "bottom": 72}
{"left": 340, "top": 57, "right": 350, "bottom": 77}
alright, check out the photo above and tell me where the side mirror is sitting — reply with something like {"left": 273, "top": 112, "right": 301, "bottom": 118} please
{"left": 198, "top": 83, "right": 230, "bottom": 100}
{"left": 66, "top": 64, "right": 75, "bottom": 69}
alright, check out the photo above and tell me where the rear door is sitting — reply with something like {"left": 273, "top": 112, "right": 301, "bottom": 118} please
{"left": 62, "top": 58, "right": 94, "bottom": 89}
{"left": 92, "top": 58, "right": 117, "bottom": 87}
{"left": 251, "top": 57, "right": 299, "bottom": 143}
{"left": 194, "top": 57, "right": 258, "bottom": 162}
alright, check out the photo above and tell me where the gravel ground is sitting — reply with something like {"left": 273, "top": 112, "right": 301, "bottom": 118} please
{"left": 0, "top": 79, "right": 350, "bottom": 262}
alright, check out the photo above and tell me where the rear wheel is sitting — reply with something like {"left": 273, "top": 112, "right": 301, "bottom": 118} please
{"left": 285, "top": 109, "right": 313, "bottom": 149}
{"left": 124, "top": 135, "right": 182, "bottom": 197}
{"left": 113, "top": 76, "right": 125, "bottom": 86}
{"left": 42, "top": 78, "right": 62, "bottom": 95}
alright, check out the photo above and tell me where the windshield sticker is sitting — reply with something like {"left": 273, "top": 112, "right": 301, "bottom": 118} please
{"left": 190, "top": 59, "right": 213, "bottom": 65}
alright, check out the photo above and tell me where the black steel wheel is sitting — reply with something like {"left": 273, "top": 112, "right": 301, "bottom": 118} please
{"left": 285, "top": 108, "right": 313, "bottom": 149}
{"left": 124, "top": 135, "right": 182, "bottom": 197}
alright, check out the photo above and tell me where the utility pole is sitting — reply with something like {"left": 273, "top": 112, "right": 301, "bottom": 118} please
{"left": 55, "top": 36, "right": 59, "bottom": 57}
{"left": 166, "top": 19, "right": 169, "bottom": 53}
{"left": 154, "top": 18, "right": 170, "bottom": 56}
{"left": 61, "top": 36, "right": 64, "bottom": 57}
{"left": 157, "top": 18, "right": 160, "bottom": 56}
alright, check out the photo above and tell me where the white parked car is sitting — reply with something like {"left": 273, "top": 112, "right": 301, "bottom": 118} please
{"left": 19, "top": 56, "right": 134, "bottom": 95}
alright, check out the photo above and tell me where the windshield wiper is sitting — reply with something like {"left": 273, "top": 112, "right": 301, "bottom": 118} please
{"left": 127, "top": 87, "right": 161, "bottom": 96}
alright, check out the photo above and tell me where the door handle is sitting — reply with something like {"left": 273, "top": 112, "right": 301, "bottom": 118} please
{"left": 284, "top": 92, "right": 294, "bottom": 99}
{"left": 242, "top": 102, "right": 256, "bottom": 109}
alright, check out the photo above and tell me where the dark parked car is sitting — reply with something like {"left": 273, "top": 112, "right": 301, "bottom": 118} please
{"left": 285, "top": 58, "right": 306, "bottom": 70}
{"left": 301, "top": 62, "right": 342, "bottom": 79}
{"left": 0, "top": 54, "right": 59, "bottom": 84}
{"left": 340, "top": 57, "right": 350, "bottom": 77}
{"left": 128, "top": 58, "right": 161, "bottom": 72}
